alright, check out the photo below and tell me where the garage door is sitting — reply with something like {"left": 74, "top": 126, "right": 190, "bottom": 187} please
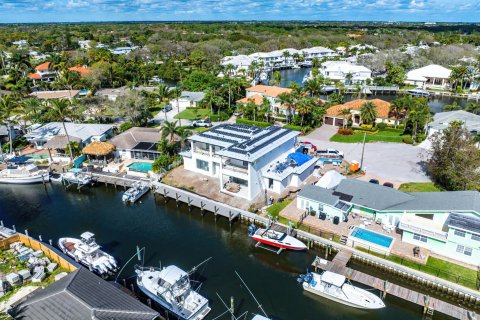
{"left": 334, "top": 118, "right": 344, "bottom": 126}
{"left": 324, "top": 117, "right": 334, "bottom": 125}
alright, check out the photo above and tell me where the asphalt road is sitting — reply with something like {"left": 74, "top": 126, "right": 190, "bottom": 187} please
{"left": 300, "top": 126, "right": 431, "bottom": 183}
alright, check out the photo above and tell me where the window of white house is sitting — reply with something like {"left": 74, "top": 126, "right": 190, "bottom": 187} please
{"left": 413, "top": 233, "right": 427, "bottom": 243}
{"left": 196, "top": 159, "right": 209, "bottom": 171}
{"left": 454, "top": 229, "right": 466, "bottom": 237}
{"left": 472, "top": 234, "right": 480, "bottom": 242}
{"left": 456, "top": 245, "right": 473, "bottom": 256}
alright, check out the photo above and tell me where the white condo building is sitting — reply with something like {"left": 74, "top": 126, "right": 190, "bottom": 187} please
{"left": 180, "top": 124, "right": 317, "bottom": 201}
{"left": 319, "top": 61, "right": 372, "bottom": 84}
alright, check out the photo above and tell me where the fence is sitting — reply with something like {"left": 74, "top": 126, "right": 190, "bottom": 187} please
{"left": 0, "top": 233, "right": 78, "bottom": 272}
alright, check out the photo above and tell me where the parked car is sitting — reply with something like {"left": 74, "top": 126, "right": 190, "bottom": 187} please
{"left": 161, "top": 105, "right": 172, "bottom": 112}
{"left": 383, "top": 182, "right": 394, "bottom": 188}
{"left": 192, "top": 120, "right": 213, "bottom": 127}
{"left": 369, "top": 179, "right": 380, "bottom": 184}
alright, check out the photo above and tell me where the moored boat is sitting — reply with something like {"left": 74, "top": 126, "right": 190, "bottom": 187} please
{"left": 248, "top": 225, "right": 307, "bottom": 251}
{"left": 0, "top": 163, "right": 49, "bottom": 184}
{"left": 62, "top": 171, "right": 96, "bottom": 186}
{"left": 58, "top": 231, "right": 117, "bottom": 278}
{"left": 408, "top": 88, "right": 430, "bottom": 97}
{"left": 135, "top": 260, "right": 212, "bottom": 320}
{"left": 122, "top": 181, "right": 149, "bottom": 203}
{"left": 298, "top": 271, "right": 385, "bottom": 309}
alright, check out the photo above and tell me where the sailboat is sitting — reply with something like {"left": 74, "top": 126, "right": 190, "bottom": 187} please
{"left": 135, "top": 258, "right": 212, "bottom": 320}
{"left": 298, "top": 271, "right": 385, "bottom": 309}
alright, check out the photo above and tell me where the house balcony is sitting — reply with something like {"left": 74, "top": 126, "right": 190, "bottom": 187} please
{"left": 193, "top": 148, "right": 211, "bottom": 156}
{"left": 398, "top": 215, "right": 448, "bottom": 241}
{"left": 222, "top": 160, "right": 248, "bottom": 174}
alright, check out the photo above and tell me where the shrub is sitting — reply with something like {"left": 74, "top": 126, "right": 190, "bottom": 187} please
{"left": 152, "top": 154, "right": 173, "bottom": 173}
{"left": 283, "top": 124, "right": 302, "bottom": 131}
{"left": 236, "top": 118, "right": 271, "bottom": 128}
{"left": 361, "top": 124, "right": 373, "bottom": 130}
{"left": 119, "top": 122, "right": 134, "bottom": 132}
{"left": 376, "top": 123, "right": 387, "bottom": 129}
{"left": 337, "top": 128, "right": 353, "bottom": 135}
{"left": 415, "top": 134, "right": 426, "bottom": 143}
{"left": 403, "top": 136, "right": 413, "bottom": 144}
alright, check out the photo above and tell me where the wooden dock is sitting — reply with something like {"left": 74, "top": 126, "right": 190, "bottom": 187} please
{"left": 312, "top": 251, "right": 478, "bottom": 320}
{"left": 90, "top": 172, "right": 145, "bottom": 188}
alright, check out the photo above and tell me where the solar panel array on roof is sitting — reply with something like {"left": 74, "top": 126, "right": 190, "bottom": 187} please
{"left": 131, "top": 142, "right": 159, "bottom": 152}
{"left": 447, "top": 213, "right": 480, "bottom": 234}
{"left": 332, "top": 191, "right": 354, "bottom": 202}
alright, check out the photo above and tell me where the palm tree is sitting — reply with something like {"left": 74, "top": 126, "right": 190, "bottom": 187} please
{"left": 296, "top": 98, "right": 313, "bottom": 127}
{"left": 155, "top": 84, "right": 173, "bottom": 119}
{"left": 466, "top": 102, "right": 480, "bottom": 115}
{"left": 0, "top": 95, "right": 18, "bottom": 155}
{"left": 170, "top": 87, "right": 182, "bottom": 126}
{"left": 270, "top": 71, "right": 282, "bottom": 87}
{"left": 443, "top": 101, "right": 462, "bottom": 111}
{"left": 360, "top": 101, "right": 378, "bottom": 125}
{"left": 202, "top": 89, "right": 225, "bottom": 116}
{"left": 339, "top": 108, "right": 352, "bottom": 128}
{"left": 177, "top": 127, "right": 193, "bottom": 151}
{"left": 49, "top": 99, "right": 75, "bottom": 162}
{"left": 161, "top": 120, "right": 179, "bottom": 143}
{"left": 17, "top": 98, "right": 42, "bottom": 132}
{"left": 389, "top": 99, "right": 404, "bottom": 129}
{"left": 449, "top": 66, "right": 469, "bottom": 90}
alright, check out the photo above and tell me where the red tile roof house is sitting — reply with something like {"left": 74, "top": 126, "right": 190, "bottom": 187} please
{"left": 27, "top": 62, "right": 57, "bottom": 84}
{"left": 324, "top": 99, "right": 398, "bottom": 127}
{"left": 68, "top": 65, "right": 91, "bottom": 77}
{"left": 237, "top": 85, "right": 294, "bottom": 119}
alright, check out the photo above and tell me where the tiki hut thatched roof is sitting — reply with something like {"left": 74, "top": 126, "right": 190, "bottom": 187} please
{"left": 44, "top": 135, "right": 82, "bottom": 150}
{"left": 82, "top": 141, "right": 115, "bottom": 156}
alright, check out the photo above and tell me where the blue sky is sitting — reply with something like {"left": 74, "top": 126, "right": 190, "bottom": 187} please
{"left": 0, "top": 0, "right": 478, "bottom": 23}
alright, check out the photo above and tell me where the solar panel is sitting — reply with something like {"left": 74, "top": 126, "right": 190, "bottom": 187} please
{"left": 448, "top": 213, "right": 480, "bottom": 234}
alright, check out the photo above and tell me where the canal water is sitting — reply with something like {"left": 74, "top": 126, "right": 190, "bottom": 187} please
{"left": 0, "top": 183, "right": 455, "bottom": 320}
{"left": 278, "top": 68, "right": 468, "bottom": 113}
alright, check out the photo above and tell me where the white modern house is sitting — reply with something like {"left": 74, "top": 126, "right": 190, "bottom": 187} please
{"left": 181, "top": 124, "right": 316, "bottom": 200}
{"left": 319, "top": 61, "right": 372, "bottom": 84}
{"left": 405, "top": 64, "right": 452, "bottom": 89}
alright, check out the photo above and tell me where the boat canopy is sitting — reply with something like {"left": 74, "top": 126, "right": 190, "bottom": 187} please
{"left": 7, "top": 156, "right": 31, "bottom": 164}
{"left": 321, "top": 271, "right": 346, "bottom": 287}
{"left": 159, "top": 265, "right": 189, "bottom": 286}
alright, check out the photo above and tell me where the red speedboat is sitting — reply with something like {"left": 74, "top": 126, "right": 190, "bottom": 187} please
{"left": 248, "top": 225, "right": 307, "bottom": 251}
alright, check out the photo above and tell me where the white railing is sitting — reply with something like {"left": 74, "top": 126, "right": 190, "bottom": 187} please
{"left": 399, "top": 222, "right": 448, "bottom": 240}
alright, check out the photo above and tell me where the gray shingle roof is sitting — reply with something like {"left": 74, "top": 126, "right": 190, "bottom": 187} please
{"left": 109, "top": 127, "right": 162, "bottom": 150}
{"left": 429, "top": 110, "right": 480, "bottom": 132}
{"left": 298, "top": 184, "right": 339, "bottom": 206}
{"left": 11, "top": 268, "right": 159, "bottom": 320}
{"left": 333, "top": 179, "right": 415, "bottom": 210}
{"left": 388, "top": 191, "right": 480, "bottom": 212}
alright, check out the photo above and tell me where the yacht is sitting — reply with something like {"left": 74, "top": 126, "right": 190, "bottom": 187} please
{"left": 62, "top": 171, "right": 96, "bottom": 186}
{"left": 122, "top": 181, "right": 150, "bottom": 203}
{"left": 298, "top": 271, "right": 385, "bottom": 309}
{"left": 135, "top": 260, "right": 211, "bottom": 320}
{"left": 58, "top": 231, "right": 118, "bottom": 278}
{"left": 0, "top": 163, "right": 49, "bottom": 184}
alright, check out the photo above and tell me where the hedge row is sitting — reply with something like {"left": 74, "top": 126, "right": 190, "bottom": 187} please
{"left": 236, "top": 118, "right": 272, "bottom": 128}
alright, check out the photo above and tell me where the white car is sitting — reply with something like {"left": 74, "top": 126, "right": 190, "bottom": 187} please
{"left": 192, "top": 120, "right": 213, "bottom": 128}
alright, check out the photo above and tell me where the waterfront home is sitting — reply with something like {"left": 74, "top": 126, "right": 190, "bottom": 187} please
{"left": 297, "top": 179, "right": 480, "bottom": 265}
{"left": 405, "top": 64, "right": 452, "bottom": 89}
{"left": 426, "top": 110, "right": 480, "bottom": 136}
{"left": 27, "top": 61, "right": 57, "bottom": 84}
{"left": 25, "top": 122, "right": 114, "bottom": 150}
{"left": 10, "top": 267, "right": 159, "bottom": 320}
{"left": 109, "top": 127, "right": 162, "bottom": 160}
{"left": 68, "top": 65, "right": 91, "bottom": 77}
{"left": 181, "top": 124, "right": 316, "bottom": 200}
{"left": 320, "top": 61, "right": 372, "bottom": 84}
{"left": 323, "top": 99, "right": 395, "bottom": 126}
{"left": 238, "top": 85, "right": 293, "bottom": 118}
{"left": 170, "top": 91, "right": 205, "bottom": 109}
{"left": 29, "top": 90, "right": 80, "bottom": 100}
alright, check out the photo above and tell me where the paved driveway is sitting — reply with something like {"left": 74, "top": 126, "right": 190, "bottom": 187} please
{"left": 152, "top": 104, "right": 193, "bottom": 126}
{"left": 301, "top": 126, "right": 431, "bottom": 183}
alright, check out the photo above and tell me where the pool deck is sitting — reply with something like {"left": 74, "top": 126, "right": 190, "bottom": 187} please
{"left": 281, "top": 199, "right": 429, "bottom": 264}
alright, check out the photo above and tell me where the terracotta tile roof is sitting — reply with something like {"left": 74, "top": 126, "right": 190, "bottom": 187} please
{"left": 68, "top": 65, "right": 91, "bottom": 76}
{"left": 30, "top": 90, "right": 80, "bottom": 99}
{"left": 246, "top": 85, "right": 292, "bottom": 98}
{"left": 28, "top": 73, "right": 42, "bottom": 80}
{"left": 236, "top": 94, "right": 264, "bottom": 105}
{"left": 326, "top": 99, "right": 393, "bottom": 119}
{"left": 35, "top": 61, "right": 51, "bottom": 71}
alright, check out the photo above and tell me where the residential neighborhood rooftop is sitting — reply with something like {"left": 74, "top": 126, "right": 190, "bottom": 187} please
{"left": 109, "top": 127, "right": 162, "bottom": 150}
{"left": 246, "top": 85, "right": 292, "bottom": 98}
{"left": 428, "top": 110, "right": 480, "bottom": 133}
{"left": 25, "top": 122, "right": 114, "bottom": 143}
{"left": 30, "top": 90, "right": 80, "bottom": 100}
{"left": 326, "top": 99, "right": 393, "bottom": 119}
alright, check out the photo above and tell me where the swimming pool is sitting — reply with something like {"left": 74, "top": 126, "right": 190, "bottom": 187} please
{"left": 127, "top": 162, "right": 152, "bottom": 172}
{"left": 348, "top": 227, "right": 394, "bottom": 254}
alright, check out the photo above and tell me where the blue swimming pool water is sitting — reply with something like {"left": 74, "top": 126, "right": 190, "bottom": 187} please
{"left": 350, "top": 227, "right": 393, "bottom": 248}
{"left": 127, "top": 162, "right": 152, "bottom": 172}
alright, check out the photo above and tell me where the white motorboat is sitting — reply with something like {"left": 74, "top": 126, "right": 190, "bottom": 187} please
{"left": 122, "top": 181, "right": 150, "bottom": 203}
{"left": 248, "top": 225, "right": 307, "bottom": 251}
{"left": 0, "top": 163, "right": 49, "bottom": 184}
{"left": 299, "top": 271, "right": 385, "bottom": 309}
{"left": 408, "top": 88, "right": 430, "bottom": 97}
{"left": 62, "top": 171, "right": 96, "bottom": 186}
{"left": 58, "top": 231, "right": 117, "bottom": 278}
{"left": 135, "top": 260, "right": 212, "bottom": 320}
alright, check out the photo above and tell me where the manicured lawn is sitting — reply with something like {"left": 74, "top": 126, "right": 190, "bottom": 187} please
{"left": 266, "top": 199, "right": 293, "bottom": 219}
{"left": 174, "top": 108, "right": 210, "bottom": 120}
{"left": 398, "top": 182, "right": 441, "bottom": 192}
{"left": 330, "top": 128, "right": 408, "bottom": 143}
{"left": 180, "top": 125, "right": 209, "bottom": 133}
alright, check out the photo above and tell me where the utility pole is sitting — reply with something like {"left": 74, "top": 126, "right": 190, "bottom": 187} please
{"left": 360, "top": 133, "right": 366, "bottom": 170}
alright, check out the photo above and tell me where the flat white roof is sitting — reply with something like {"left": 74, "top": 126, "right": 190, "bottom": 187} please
{"left": 25, "top": 122, "right": 113, "bottom": 142}
{"left": 407, "top": 64, "right": 452, "bottom": 80}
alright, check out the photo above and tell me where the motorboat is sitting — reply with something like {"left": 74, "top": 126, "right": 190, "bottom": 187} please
{"left": 135, "top": 259, "right": 212, "bottom": 320}
{"left": 0, "top": 163, "right": 49, "bottom": 184}
{"left": 58, "top": 231, "right": 117, "bottom": 278}
{"left": 62, "top": 171, "right": 96, "bottom": 186}
{"left": 248, "top": 225, "right": 307, "bottom": 251}
{"left": 408, "top": 88, "right": 430, "bottom": 97}
{"left": 298, "top": 271, "right": 385, "bottom": 309}
{"left": 122, "top": 181, "right": 150, "bottom": 203}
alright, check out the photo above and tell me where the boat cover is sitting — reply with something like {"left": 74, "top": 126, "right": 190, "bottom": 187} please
{"left": 7, "top": 156, "right": 31, "bottom": 163}
{"left": 287, "top": 152, "right": 312, "bottom": 166}
{"left": 321, "top": 271, "right": 346, "bottom": 287}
